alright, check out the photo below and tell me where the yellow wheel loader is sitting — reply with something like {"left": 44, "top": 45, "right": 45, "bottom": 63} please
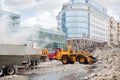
{"left": 55, "top": 40, "right": 97, "bottom": 64}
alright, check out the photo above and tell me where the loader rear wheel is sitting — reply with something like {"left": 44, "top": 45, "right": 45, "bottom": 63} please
{"left": 0, "top": 67, "right": 3, "bottom": 77}
{"left": 61, "top": 56, "right": 69, "bottom": 64}
{"left": 4, "top": 66, "right": 16, "bottom": 75}
{"left": 78, "top": 56, "right": 88, "bottom": 64}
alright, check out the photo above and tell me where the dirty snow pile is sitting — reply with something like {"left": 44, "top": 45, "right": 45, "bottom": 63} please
{"left": 85, "top": 45, "right": 120, "bottom": 80}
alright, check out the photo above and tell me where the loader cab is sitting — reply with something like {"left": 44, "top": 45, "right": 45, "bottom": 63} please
{"left": 62, "top": 48, "right": 68, "bottom": 52}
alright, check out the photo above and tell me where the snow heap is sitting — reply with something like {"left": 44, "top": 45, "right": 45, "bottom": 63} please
{"left": 85, "top": 45, "right": 120, "bottom": 80}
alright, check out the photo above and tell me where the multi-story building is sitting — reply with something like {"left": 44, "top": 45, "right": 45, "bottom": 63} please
{"left": 0, "top": 9, "right": 20, "bottom": 33}
{"left": 21, "top": 26, "right": 66, "bottom": 49}
{"left": 0, "top": 0, "right": 2, "bottom": 8}
{"left": 57, "top": 0, "right": 110, "bottom": 47}
{"left": 0, "top": 0, "right": 20, "bottom": 33}
{"left": 110, "top": 17, "right": 118, "bottom": 45}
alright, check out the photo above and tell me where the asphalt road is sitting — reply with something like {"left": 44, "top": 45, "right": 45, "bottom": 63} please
{"left": 0, "top": 60, "right": 99, "bottom": 80}
{"left": 28, "top": 60, "right": 99, "bottom": 80}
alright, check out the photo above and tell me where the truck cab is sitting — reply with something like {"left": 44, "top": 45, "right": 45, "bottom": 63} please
{"left": 48, "top": 48, "right": 61, "bottom": 61}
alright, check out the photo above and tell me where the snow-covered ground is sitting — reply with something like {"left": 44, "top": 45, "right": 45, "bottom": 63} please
{"left": 1, "top": 45, "right": 120, "bottom": 80}
{"left": 29, "top": 61, "right": 98, "bottom": 80}
{"left": 0, "top": 60, "right": 98, "bottom": 80}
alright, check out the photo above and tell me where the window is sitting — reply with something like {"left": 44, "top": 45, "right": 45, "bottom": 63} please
{"left": 66, "top": 12, "right": 88, "bottom": 17}
{"left": 66, "top": 22, "right": 88, "bottom": 29}
{"left": 66, "top": 16, "right": 88, "bottom": 23}
{"left": 73, "top": 0, "right": 86, "bottom": 3}
{"left": 72, "top": 5, "right": 88, "bottom": 10}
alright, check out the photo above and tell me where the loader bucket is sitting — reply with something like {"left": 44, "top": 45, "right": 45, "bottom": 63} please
{"left": 90, "top": 56, "right": 98, "bottom": 64}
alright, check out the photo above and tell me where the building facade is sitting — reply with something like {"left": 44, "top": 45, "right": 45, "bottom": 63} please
{"left": 57, "top": 0, "right": 110, "bottom": 47}
{"left": 22, "top": 26, "right": 66, "bottom": 49}
{"left": 110, "top": 17, "right": 118, "bottom": 45}
{"left": 0, "top": 9, "right": 20, "bottom": 33}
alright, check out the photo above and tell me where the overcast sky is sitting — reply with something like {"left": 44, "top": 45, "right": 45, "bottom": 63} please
{"left": 1, "top": 0, "right": 120, "bottom": 29}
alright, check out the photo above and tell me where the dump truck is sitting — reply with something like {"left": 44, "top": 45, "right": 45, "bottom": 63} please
{"left": 0, "top": 43, "right": 41, "bottom": 77}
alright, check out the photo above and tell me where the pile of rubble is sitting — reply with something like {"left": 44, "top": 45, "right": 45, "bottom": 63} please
{"left": 85, "top": 44, "right": 120, "bottom": 80}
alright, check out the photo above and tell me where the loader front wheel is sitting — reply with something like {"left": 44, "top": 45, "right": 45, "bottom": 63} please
{"left": 78, "top": 56, "right": 88, "bottom": 64}
{"left": 61, "top": 56, "right": 69, "bottom": 64}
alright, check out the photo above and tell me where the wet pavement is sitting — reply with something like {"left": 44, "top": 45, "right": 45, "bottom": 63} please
{"left": 25, "top": 61, "right": 99, "bottom": 80}
{"left": 0, "top": 61, "right": 99, "bottom": 80}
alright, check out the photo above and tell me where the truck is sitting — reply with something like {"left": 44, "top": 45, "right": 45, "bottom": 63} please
{"left": 47, "top": 48, "right": 61, "bottom": 61}
{"left": 0, "top": 43, "right": 41, "bottom": 77}
{"left": 41, "top": 48, "right": 61, "bottom": 61}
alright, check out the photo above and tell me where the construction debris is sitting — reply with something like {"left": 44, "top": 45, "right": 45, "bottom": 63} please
{"left": 84, "top": 44, "right": 120, "bottom": 80}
